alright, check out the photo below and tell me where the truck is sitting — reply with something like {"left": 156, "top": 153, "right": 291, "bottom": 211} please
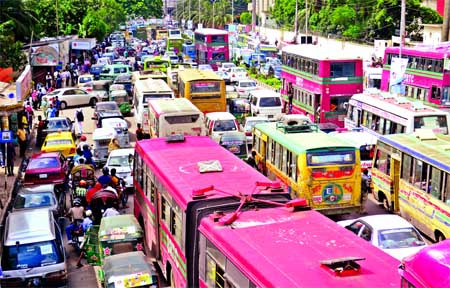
{"left": 243, "top": 52, "right": 266, "bottom": 67}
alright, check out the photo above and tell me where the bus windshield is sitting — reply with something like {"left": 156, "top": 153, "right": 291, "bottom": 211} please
{"left": 164, "top": 114, "right": 200, "bottom": 124}
{"left": 414, "top": 115, "right": 448, "bottom": 132}
{"left": 307, "top": 151, "right": 355, "bottom": 166}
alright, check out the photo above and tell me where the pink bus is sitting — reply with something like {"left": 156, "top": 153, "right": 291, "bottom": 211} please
{"left": 380, "top": 44, "right": 450, "bottom": 109}
{"left": 198, "top": 207, "right": 400, "bottom": 287}
{"left": 399, "top": 240, "right": 450, "bottom": 287}
{"left": 281, "top": 44, "right": 364, "bottom": 127}
{"left": 195, "top": 28, "right": 229, "bottom": 70}
{"left": 133, "top": 135, "right": 290, "bottom": 287}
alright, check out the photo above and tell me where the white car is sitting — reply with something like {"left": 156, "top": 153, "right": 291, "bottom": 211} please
{"left": 337, "top": 215, "right": 427, "bottom": 261}
{"left": 198, "top": 64, "right": 214, "bottom": 71}
{"left": 43, "top": 88, "right": 99, "bottom": 109}
{"left": 218, "top": 62, "right": 236, "bottom": 73}
{"left": 104, "top": 148, "right": 135, "bottom": 193}
{"left": 229, "top": 67, "right": 248, "bottom": 83}
{"left": 215, "top": 71, "right": 230, "bottom": 84}
{"left": 241, "top": 116, "right": 269, "bottom": 144}
{"left": 234, "top": 79, "right": 257, "bottom": 97}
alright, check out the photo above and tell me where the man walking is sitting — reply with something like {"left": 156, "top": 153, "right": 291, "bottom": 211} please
{"left": 360, "top": 169, "right": 371, "bottom": 214}
{"left": 74, "top": 108, "right": 84, "bottom": 136}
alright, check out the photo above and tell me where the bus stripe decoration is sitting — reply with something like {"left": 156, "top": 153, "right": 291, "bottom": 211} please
{"left": 160, "top": 228, "right": 187, "bottom": 279}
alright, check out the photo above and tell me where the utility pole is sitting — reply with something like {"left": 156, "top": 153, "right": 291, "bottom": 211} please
{"left": 189, "top": 0, "right": 191, "bottom": 21}
{"left": 443, "top": 0, "right": 450, "bottom": 41}
{"left": 212, "top": 0, "right": 216, "bottom": 28}
{"left": 251, "top": 0, "right": 256, "bottom": 32}
{"left": 294, "top": 0, "right": 298, "bottom": 37}
{"left": 231, "top": 0, "right": 234, "bottom": 24}
{"left": 399, "top": 0, "right": 406, "bottom": 57}
{"left": 199, "top": 0, "right": 201, "bottom": 28}
{"left": 305, "top": 0, "right": 308, "bottom": 36}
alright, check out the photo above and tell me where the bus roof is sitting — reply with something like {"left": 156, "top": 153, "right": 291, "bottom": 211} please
{"left": 350, "top": 89, "right": 447, "bottom": 117}
{"left": 254, "top": 122, "right": 356, "bottom": 153}
{"left": 195, "top": 28, "right": 228, "bottom": 35}
{"left": 329, "top": 130, "right": 378, "bottom": 147}
{"left": 380, "top": 132, "right": 450, "bottom": 171}
{"left": 199, "top": 207, "right": 400, "bottom": 287}
{"left": 385, "top": 43, "right": 450, "bottom": 58}
{"left": 178, "top": 69, "right": 223, "bottom": 82}
{"left": 148, "top": 98, "right": 200, "bottom": 116}
{"left": 399, "top": 239, "right": 450, "bottom": 288}
{"left": 134, "top": 79, "right": 172, "bottom": 93}
{"left": 282, "top": 44, "right": 363, "bottom": 60}
{"left": 135, "top": 136, "right": 273, "bottom": 210}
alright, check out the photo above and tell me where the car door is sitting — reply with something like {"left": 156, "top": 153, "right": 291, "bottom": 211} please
{"left": 62, "top": 89, "right": 74, "bottom": 106}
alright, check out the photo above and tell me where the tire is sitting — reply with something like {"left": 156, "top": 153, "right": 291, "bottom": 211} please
{"left": 60, "top": 101, "right": 67, "bottom": 110}
{"left": 382, "top": 197, "right": 391, "bottom": 212}
{"left": 89, "top": 97, "right": 98, "bottom": 106}
{"left": 436, "top": 231, "right": 446, "bottom": 242}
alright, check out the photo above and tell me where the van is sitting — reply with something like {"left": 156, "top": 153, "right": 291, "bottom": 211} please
{"left": 205, "top": 112, "right": 240, "bottom": 142}
{"left": 1, "top": 209, "right": 67, "bottom": 286}
{"left": 248, "top": 90, "right": 283, "bottom": 119}
{"left": 99, "top": 64, "right": 132, "bottom": 81}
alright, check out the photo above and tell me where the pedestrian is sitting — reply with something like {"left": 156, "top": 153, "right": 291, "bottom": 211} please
{"left": 36, "top": 115, "right": 45, "bottom": 147}
{"left": 17, "top": 125, "right": 27, "bottom": 158}
{"left": 6, "top": 142, "right": 15, "bottom": 176}
{"left": 64, "top": 69, "right": 71, "bottom": 87}
{"left": 74, "top": 107, "right": 84, "bottom": 135}
{"left": 41, "top": 97, "right": 48, "bottom": 115}
{"left": 83, "top": 144, "right": 94, "bottom": 166}
{"left": 21, "top": 110, "right": 30, "bottom": 135}
{"left": 45, "top": 72, "right": 52, "bottom": 89}
{"left": 135, "top": 123, "right": 144, "bottom": 141}
{"left": 47, "top": 104, "right": 57, "bottom": 118}
{"left": 246, "top": 150, "right": 258, "bottom": 169}
{"left": 31, "top": 89, "right": 38, "bottom": 110}
{"left": 360, "top": 169, "right": 371, "bottom": 214}
{"left": 53, "top": 96, "right": 61, "bottom": 116}
{"left": 56, "top": 72, "right": 62, "bottom": 89}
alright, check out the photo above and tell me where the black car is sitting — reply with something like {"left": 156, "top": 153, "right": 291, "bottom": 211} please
{"left": 38, "top": 117, "right": 75, "bottom": 146}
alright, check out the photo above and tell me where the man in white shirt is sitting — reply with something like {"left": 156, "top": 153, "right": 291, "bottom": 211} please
{"left": 103, "top": 205, "right": 120, "bottom": 217}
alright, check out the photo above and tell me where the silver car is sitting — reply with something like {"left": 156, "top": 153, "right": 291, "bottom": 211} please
{"left": 43, "top": 87, "right": 99, "bottom": 109}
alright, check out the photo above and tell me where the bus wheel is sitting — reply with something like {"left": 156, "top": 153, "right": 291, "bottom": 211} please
{"left": 436, "top": 231, "right": 446, "bottom": 242}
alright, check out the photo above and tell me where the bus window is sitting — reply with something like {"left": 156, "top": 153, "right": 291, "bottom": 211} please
{"left": 413, "top": 159, "right": 428, "bottom": 191}
{"left": 445, "top": 173, "right": 450, "bottom": 205}
{"left": 374, "top": 149, "right": 390, "bottom": 175}
{"left": 402, "top": 154, "right": 413, "bottom": 182}
{"left": 429, "top": 166, "right": 443, "bottom": 199}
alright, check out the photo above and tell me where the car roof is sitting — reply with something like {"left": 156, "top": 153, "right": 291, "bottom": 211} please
{"left": 205, "top": 112, "right": 236, "bottom": 120}
{"left": 47, "top": 117, "right": 69, "bottom": 122}
{"left": 31, "top": 152, "right": 61, "bottom": 159}
{"left": 108, "top": 148, "right": 135, "bottom": 157}
{"left": 356, "top": 215, "right": 416, "bottom": 230}
{"left": 18, "top": 184, "right": 56, "bottom": 194}
{"left": 45, "top": 131, "right": 74, "bottom": 140}
{"left": 249, "top": 89, "right": 280, "bottom": 98}
{"left": 5, "top": 209, "right": 55, "bottom": 245}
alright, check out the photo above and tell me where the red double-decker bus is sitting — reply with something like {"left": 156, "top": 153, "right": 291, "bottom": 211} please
{"left": 195, "top": 28, "right": 229, "bottom": 70}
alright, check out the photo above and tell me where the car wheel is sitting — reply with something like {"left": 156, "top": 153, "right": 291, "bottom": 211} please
{"left": 89, "top": 98, "right": 98, "bottom": 106}
{"left": 60, "top": 101, "right": 67, "bottom": 110}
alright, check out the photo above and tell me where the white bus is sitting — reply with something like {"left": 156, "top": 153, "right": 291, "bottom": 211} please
{"left": 148, "top": 98, "right": 206, "bottom": 138}
{"left": 345, "top": 89, "right": 449, "bottom": 138}
{"left": 133, "top": 79, "right": 175, "bottom": 138}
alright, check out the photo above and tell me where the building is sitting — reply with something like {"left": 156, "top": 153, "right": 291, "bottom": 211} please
{"left": 249, "top": 0, "right": 276, "bottom": 27}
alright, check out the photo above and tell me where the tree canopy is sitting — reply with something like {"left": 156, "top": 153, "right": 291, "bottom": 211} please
{"left": 271, "top": 0, "right": 442, "bottom": 42}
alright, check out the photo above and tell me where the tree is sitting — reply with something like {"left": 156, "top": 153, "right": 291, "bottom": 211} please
{"left": 80, "top": 9, "right": 108, "bottom": 41}
{"left": 116, "top": 0, "right": 163, "bottom": 18}
{"left": 240, "top": 12, "right": 251, "bottom": 24}
{"left": 0, "top": 0, "right": 37, "bottom": 41}
{"left": 0, "top": 21, "right": 27, "bottom": 71}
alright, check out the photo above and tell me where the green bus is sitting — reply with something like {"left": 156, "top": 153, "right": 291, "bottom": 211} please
{"left": 167, "top": 37, "right": 184, "bottom": 55}
{"left": 252, "top": 121, "right": 362, "bottom": 215}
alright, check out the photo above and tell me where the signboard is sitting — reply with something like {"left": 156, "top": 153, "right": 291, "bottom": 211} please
{"left": 0, "top": 131, "right": 13, "bottom": 143}
{"left": 31, "top": 45, "right": 59, "bottom": 66}
{"left": 389, "top": 57, "right": 408, "bottom": 96}
{"left": 71, "top": 39, "right": 96, "bottom": 50}
{"left": 16, "top": 65, "right": 32, "bottom": 101}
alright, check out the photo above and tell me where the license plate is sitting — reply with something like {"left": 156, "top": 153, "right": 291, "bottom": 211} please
{"left": 39, "top": 174, "right": 48, "bottom": 179}
{"left": 268, "top": 115, "right": 274, "bottom": 118}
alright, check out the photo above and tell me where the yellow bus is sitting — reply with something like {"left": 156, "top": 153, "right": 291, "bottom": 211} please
{"left": 372, "top": 131, "right": 450, "bottom": 242}
{"left": 143, "top": 56, "right": 171, "bottom": 73}
{"left": 177, "top": 69, "right": 226, "bottom": 113}
{"left": 253, "top": 121, "right": 362, "bottom": 215}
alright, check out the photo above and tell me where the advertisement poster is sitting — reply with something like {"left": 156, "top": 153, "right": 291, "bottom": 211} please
{"left": 389, "top": 57, "right": 408, "bottom": 96}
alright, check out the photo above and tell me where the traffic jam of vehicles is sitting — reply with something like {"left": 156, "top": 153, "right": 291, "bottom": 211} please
{"left": 2, "top": 17, "right": 449, "bottom": 288}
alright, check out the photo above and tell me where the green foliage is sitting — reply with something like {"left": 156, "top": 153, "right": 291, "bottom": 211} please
{"left": 271, "top": 0, "right": 442, "bottom": 41}
{"left": 0, "top": 21, "right": 27, "bottom": 71}
{"left": 116, "top": 0, "right": 163, "bottom": 18}
{"left": 240, "top": 12, "right": 252, "bottom": 25}
{"left": 81, "top": 9, "right": 108, "bottom": 41}
{"left": 175, "top": 0, "right": 232, "bottom": 28}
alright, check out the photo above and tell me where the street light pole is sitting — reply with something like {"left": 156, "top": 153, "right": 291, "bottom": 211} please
{"left": 294, "top": 0, "right": 298, "bottom": 37}
{"left": 399, "top": 0, "right": 406, "bottom": 57}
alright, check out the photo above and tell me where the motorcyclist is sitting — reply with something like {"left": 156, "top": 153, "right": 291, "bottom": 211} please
{"left": 98, "top": 167, "right": 112, "bottom": 187}
{"left": 110, "top": 168, "right": 127, "bottom": 208}
{"left": 82, "top": 210, "right": 93, "bottom": 232}
{"left": 65, "top": 198, "right": 85, "bottom": 243}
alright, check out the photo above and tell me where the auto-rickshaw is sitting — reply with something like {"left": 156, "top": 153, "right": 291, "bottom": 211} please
{"left": 114, "top": 73, "right": 133, "bottom": 98}
{"left": 109, "top": 84, "right": 131, "bottom": 116}
{"left": 97, "top": 251, "right": 159, "bottom": 288}
{"left": 85, "top": 214, "right": 143, "bottom": 265}
{"left": 228, "top": 98, "right": 250, "bottom": 124}
{"left": 91, "top": 80, "right": 113, "bottom": 101}
{"left": 92, "top": 127, "right": 118, "bottom": 166}
{"left": 100, "top": 117, "right": 130, "bottom": 148}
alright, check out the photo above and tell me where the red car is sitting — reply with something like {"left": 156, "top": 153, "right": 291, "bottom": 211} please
{"left": 23, "top": 152, "right": 68, "bottom": 186}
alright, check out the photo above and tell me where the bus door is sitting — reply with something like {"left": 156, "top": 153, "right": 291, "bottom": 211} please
{"left": 314, "top": 94, "right": 321, "bottom": 123}
{"left": 149, "top": 181, "right": 161, "bottom": 260}
{"left": 391, "top": 153, "right": 401, "bottom": 212}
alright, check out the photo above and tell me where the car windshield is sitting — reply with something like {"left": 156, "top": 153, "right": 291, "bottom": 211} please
{"left": 97, "top": 103, "right": 119, "bottom": 111}
{"left": 213, "top": 120, "right": 237, "bottom": 132}
{"left": 108, "top": 155, "right": 131, "bottom": 167}
{"left": 46, "top": 139, "right": 72, "bottom": 146}
{"left": 14, "top": 192, "right": 56, "bottom": 209}
{"left": 240, "top": 81, "right": 256, "bottom": 88}
{"left": 28, "top": 157, "right": 60, "bottom": 169}
{"left": 79, "top": 77, "right": 92, "bottom": 83}
{"left": 47, "top": 120, "right": 69, "bottom": 130}
{"left": 259, "top": 97, "right": 282, "bottom": 107}
{"left": 245, "top": 120, "right": 268, "bottom": 131}
{"left": 378, "top": 228, "right": 426, "bottom": 249}
{"left": 2, "top": 241, "right": 63, "bottom": 270}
